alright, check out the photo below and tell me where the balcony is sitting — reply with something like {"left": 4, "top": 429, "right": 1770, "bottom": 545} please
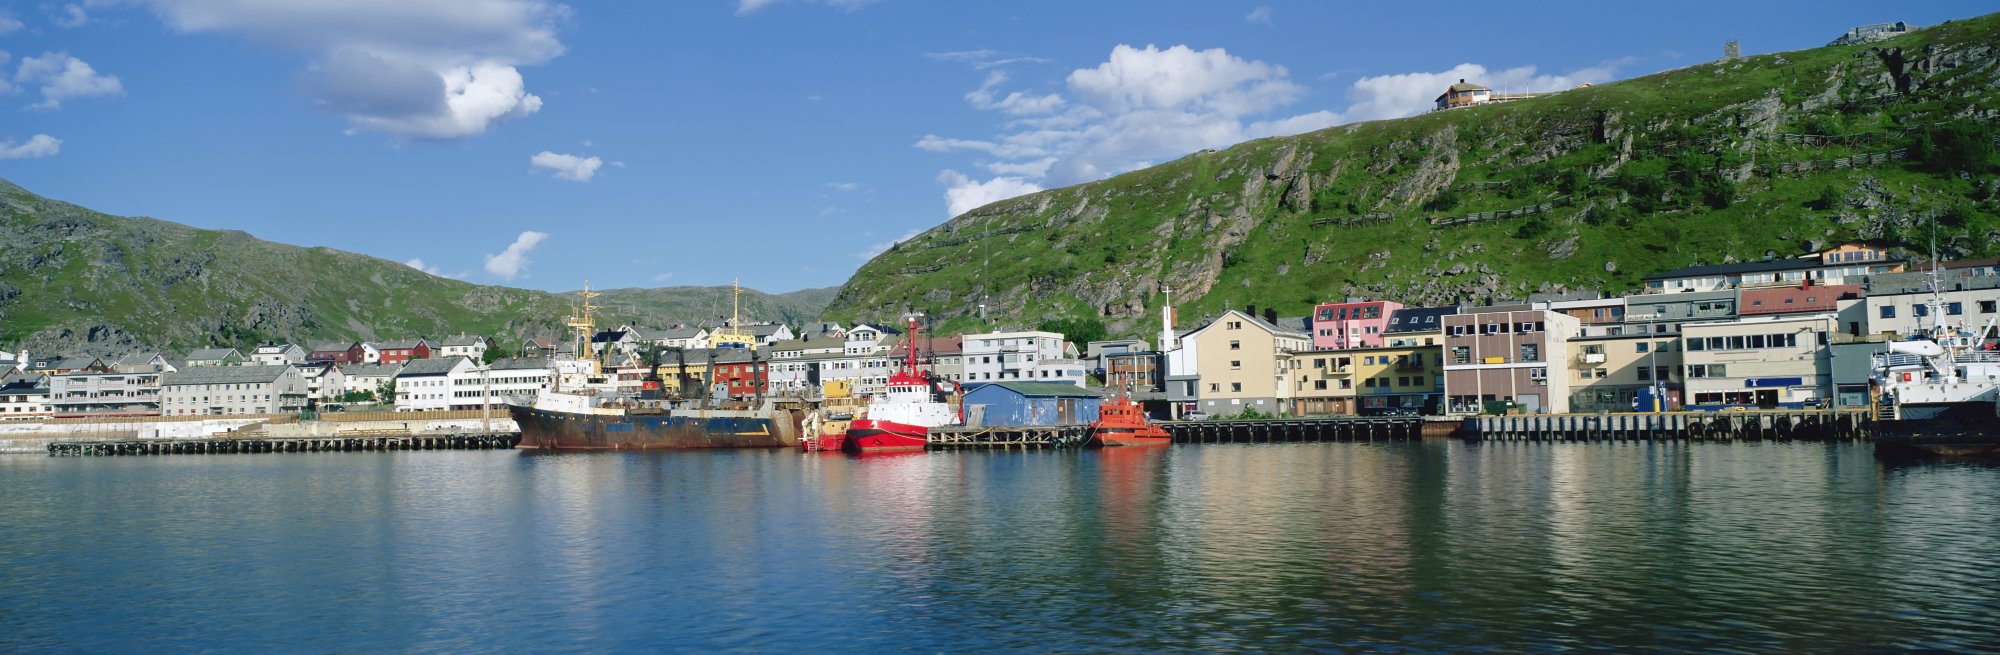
{"left": 1579, "top": 353, "right": 1607, "bottom": 364}
{"left": 1395, "top": 362, "right": 1425, "bottom": 373}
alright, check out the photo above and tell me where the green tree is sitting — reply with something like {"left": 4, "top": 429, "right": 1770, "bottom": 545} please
{"left": 482, "top": 341, "right": 507, "bottom": 365}
{"left": 1036, "top": 317, "right": 1108, "bottom": 346}
{"left": 1913, "top": 120, "right": 1996, "bottom": 175}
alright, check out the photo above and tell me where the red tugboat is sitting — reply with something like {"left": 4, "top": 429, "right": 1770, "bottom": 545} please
{"left": 1089, "top": 386, "right": 1172, "bottom": 447}
{"left": 844, "top": 314, "right": 958, "bottom": 453}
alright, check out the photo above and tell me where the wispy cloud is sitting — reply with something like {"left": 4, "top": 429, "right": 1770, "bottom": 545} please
{"left": 737, "top": 0, "right": 878, "bottom": 16}
{"left": 51, "top": 4, "right": 88, "bottom": 28}
{"left": 404, "top": 258, "right": 444, "bottom": 276}
{"left": 924, "top": 49, "right": 1052, "bottom": 70}
{"left": 827, "top": 181, "right": 860, "bottom": 192}
{"left": 1243, "top": 6, "right": 1273, "bottom": 24}
{"left": 484, "top": 231, "right": 549, "bottom": 281}
{"left": 530, "top": 151, "right": 603, "bottom": 182}
{"left": 0, "top": 134, "right": 61, "bottom": 159}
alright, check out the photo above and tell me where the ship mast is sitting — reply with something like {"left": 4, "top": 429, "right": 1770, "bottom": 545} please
{"left": 566, "top": 282, "right": 601, "bottom": 360}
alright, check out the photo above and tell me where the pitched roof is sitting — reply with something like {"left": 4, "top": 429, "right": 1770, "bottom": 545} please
{"left": 589, "top": 330, "right": 628, "bottom": 344}
{"left": 252, "top": 343, "right": 301, "bottom": 354}
{"left": 1274, "top": 316, "right": 1313, "bottom": 335}
{"left": 488, "top": 357, "right": 552, "bottom": 371}
{"left": 1384, "top": 306, "right": 1461, "bottom": 334}
{"left": 891, "top": 335, "right": 964, "bottom": 356}
{"left": 378, "top": 338, "right": 431, "bottom": 350}
{"left": 309, "top": 341, "right": 356, "bottom": 354}
{"left": 116, "top": 352, "right": 166, "bottom": 367}
{"left": 770, "top": 337, "right": 847, "bottom": 352}
{"left": 163, "top": 365, "right": 294, "bottom": 386}
{"left": 38, "top": 356, "right": 103, "bottom": 371}
{"left": 848, "top": 323, "right": 903, "bottom": 335}
{"left": 1740, "top": 284, "right": 1862, "bottom": 316}
{"left": 441, "top": 335, "right": 488, "bottom": 347}
{"left": 968, "top": 381, "right": 1100, "bottom": 398}
{"left": 340, "top": 363, "right": 403, "bottom": 378}
{"left": 0, "top": 378, "right": 48, "bottom": 395}
{"left": 397, "top": 357, "right": 472, "bottom": 377}
{"left": 747, "top": 324, "right": 789, "bottom": 337}
{"left": 186, "top": 348, "right": 240, "bottom": 361}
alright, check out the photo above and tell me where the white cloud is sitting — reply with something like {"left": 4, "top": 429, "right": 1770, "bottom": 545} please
{"left": 483, "top": 230, "right": 548, "bottom": 281}
{"left": 917, "top": 45, "right": 1632, "bottom": 218}
{"left": 827, "top": 181, "right": 859, "bottom": 192}
{"left": 736, "top": 0, "right": 876, "bottom": 15}
{"left": 856, "top": 228, "right": 923, "bottom": 260}
{"left": 1244, "top": 6, "right": 1273, "bottom": 24}
{"left": 15, "top": 52, "right": 123, "bottom": 110}
{"left": 403, "top": 258, "right": 444, "bottom": 275}
{"left": 529, "top": 150, "right": 602, "bottom": 182}
{"left": 937, "top": 169, "right": 1041, "bottom": 219}
{"left": 118, "top": 0, "right": 565, "bottom": 139}
{"left": 653, "top": 272, "right": 675, "bottom": 282}
{"left": 53, "top": 4, "right": 89, "bottom": 28}
{"left": 0, "top": 12, "right": 21, "bottom": 34}
{"left": 0, "top": 134, "right": 61, "bottom": 159}
{"left": 0, "top": 52, "right": 11, "bottom": 95}
{"left": 965, "top": 70, "right": 1064, "bottom": 116}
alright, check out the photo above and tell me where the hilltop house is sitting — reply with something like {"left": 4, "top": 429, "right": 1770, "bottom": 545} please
{"left": 1642, "top": 244, "right": 1904, "bottom": 294}
{"left": 31, "top": 356, "right": 106, "bottom": 375}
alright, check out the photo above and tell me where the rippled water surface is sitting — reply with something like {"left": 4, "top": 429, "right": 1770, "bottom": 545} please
{"left": 4, "top": 442, "right": 1998, "bottom": 652}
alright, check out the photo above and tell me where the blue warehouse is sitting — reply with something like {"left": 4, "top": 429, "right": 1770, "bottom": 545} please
{"left": 962, "top": 382, "right": 1103, "bottom": 427}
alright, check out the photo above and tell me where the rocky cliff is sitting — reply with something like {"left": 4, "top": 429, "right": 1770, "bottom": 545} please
{"left": 828, "top": 15, "right": 2000, "bottom": 335}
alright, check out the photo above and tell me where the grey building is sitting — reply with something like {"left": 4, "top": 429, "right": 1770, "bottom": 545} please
{"left": 161, "top": 365, "right": 308, "bottom": 416}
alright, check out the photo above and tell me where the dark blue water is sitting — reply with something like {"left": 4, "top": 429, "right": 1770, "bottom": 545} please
{"left": 3, "top": 443, "right": 1998, "bottom": 653}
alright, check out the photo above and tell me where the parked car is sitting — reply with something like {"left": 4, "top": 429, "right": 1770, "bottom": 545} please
{"left": 1184, "top": 410, "right": 1209, "bottom": 421}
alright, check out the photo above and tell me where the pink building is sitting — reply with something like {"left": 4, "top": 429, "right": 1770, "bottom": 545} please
{"left": 1311, "top": 300, "right": 1404, "bottom": 350}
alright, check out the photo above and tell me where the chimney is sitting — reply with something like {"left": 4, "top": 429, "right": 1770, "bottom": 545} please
{"left": 1246, "top": 304, "right": 1257, "bottom": 319}
{"left": 1264, "top": 308, "right": 1278, "bottom": 326}
{"left": 1459, "top": 78, "right": 1466, "bottom": 84}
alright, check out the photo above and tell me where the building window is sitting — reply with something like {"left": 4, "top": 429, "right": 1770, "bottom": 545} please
{"left": 1229, "top": 340, "right": 1241, "bottom": 350}
{"left": 1946, "top": 302, "right": 1964, "bottom": 316}
{"left": 1636, "top": 342, "right": 1649, "bottom": 353}
{"left": 1450, "top": 347, "right": 1471, "bottom": 365}
{"left": 1637, "top": 367, "right": 1652, "bottom": 381}
{"left": 1914, "top": 305, "right": 1930, "bottom": 317}
{"left": 1230, "top": 360, "right": 1242, "bottom": 370}
{"left": 1520, "top": 344, "right": 1539, "bottom": 362}
{"left": 1982, "top": 300, "right": 1998, "bottom": 314}
{"left": 1230, "top": 382, "right": 1242, "bottom": 392}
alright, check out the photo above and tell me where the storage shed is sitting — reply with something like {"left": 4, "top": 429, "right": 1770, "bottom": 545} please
{"left": 962, "top": 381, "right": 1102, "bottom": 427}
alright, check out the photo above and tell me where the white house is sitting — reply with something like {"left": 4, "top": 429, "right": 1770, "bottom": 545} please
{"left": 0, "top": 378, "right": 52, "bottom": 421}
{"left": 962, "top": 330, "right": 1085, "bottom": 386}
{"left": 395, "top": 357, "right": 478, "bottom": 412}
{"left": 250, "top": 343, "right": 307, "bottom": 366}
{"left": 467, "top": 358, "right": 553, "bottom": 406}
{"left": 299, "top": 362, "right": 346, "bottom": 403}
{"left": 342, "top": 363, "right": 403, "bottom": 401}
{"left": 438, "top": 335, "right": 491, "bottom": 361}
{"left": 184, "top": 348, "right": 244, "bottom": 367}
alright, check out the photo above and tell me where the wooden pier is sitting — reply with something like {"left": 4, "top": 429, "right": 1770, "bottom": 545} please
{"left": 1468, "top": 410, "right": 1871, "bottom": 442}
{"left": 47, "top": 431, "right": 520, "bottom": 456}
{"left": 1163, "top": 417, "right": 1424, "bottom": 444}
{"left": 928, "top": 425, "right": 1091, "bottom": 450}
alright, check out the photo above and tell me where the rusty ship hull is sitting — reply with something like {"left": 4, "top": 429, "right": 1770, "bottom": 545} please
{"left": 510, "top": 404, "right": 803, "bottom": 450}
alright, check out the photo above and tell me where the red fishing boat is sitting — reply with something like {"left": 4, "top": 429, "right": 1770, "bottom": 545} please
{"left": 1089, "top": 387, "right": 1171, "bottom": 447}
{"left": 844, "top": 314, "right": 958, "bottom": 453}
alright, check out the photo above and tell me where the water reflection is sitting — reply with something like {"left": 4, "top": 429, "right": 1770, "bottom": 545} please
{"left": 1, "top": 443, "right": 1997, "bottom": 652}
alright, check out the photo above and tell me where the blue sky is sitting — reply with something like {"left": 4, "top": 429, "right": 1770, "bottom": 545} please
{"left": 0, "top": 1, "right": 1988, "bottom": 293}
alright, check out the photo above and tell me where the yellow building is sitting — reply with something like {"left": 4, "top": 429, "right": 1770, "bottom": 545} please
{"left": 655, "top": 358, "right": 712, "bottom": 397}
{"left": 1290, "top": 351, "right": 1357, "bottom": 416}
{"left": 1568, "top": 334, "right": 1682, "bottom": 412}
{"left": 1349, "top": 344, "right": 1444, "bottom": 415}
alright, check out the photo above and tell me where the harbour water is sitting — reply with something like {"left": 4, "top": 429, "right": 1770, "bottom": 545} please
{"left": 3, "top": 442, "right": 1998, "bottom": 652}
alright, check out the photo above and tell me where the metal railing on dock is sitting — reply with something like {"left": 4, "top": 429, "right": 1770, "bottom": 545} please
{"left": 1468, "top": 410, "right": 1871, "bottom": 442}
{"left": 1162, "top": 416, "right": 1425, "bottom": 444}
{"left": 47, "top": 432, "right": 521, "bottom": 456}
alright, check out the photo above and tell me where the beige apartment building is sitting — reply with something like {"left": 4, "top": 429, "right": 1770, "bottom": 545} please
{"left": 1183, "top": 310, "right": 1311, "bottom": 417}
{"left": 1567, "top": 333, "right": 1683, "bottom": 412}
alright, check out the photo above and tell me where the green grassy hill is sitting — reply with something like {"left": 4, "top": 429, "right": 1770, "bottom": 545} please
{"left": 827, "top": 15, "right": 2000, "bottom": 336}
{"left": 0, "top": 179, "right": 834, "bottom": 356}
